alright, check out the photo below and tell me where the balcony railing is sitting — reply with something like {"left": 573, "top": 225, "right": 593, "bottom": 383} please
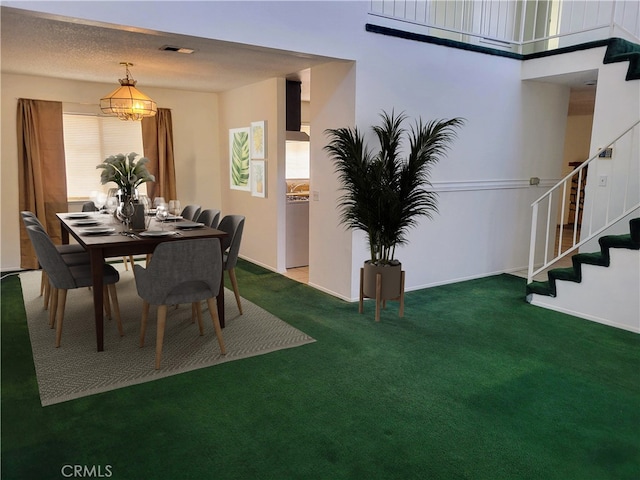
{"left": 369, "top": 0, "right": 640, "bottom": 54}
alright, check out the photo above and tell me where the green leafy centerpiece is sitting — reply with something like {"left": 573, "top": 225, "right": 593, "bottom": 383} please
{"left": 97, "top": 152, "right": 155, "bottom": 229}
{"left": 97, "top": 152, "right": 155, "bottom": 197}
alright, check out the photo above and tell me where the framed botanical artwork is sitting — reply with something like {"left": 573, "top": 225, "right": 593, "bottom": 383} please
{"left": 251, "top": 160, "right": 266, "bottom": 198}
{"left": 229, "top": 127, "right": 251, "bottom": 191}
{"left": 250, "top": 121, "right": 267, "bottom": 160}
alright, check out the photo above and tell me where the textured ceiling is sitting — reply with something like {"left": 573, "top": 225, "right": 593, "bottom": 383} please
{"left": 2, "top": 6, "right": 595, "bottom": 109}
{"left": 0, "top": 6, "right": 326, "bottom": 99}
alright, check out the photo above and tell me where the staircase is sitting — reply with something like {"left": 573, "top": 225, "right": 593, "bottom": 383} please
{"left": 604, "top": 37, "right": 640, "bottom": 80}
{"left": 526, "top": 218, "right": 640, "bottom": 333}
{"left": 525, "top": 37, "right": 640, "bottom": 333}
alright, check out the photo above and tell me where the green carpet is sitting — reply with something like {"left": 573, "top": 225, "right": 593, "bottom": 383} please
{"left": 2, "top": 261, "right": 639, "bottom": 479}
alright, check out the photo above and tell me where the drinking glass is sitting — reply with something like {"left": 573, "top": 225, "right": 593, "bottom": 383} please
{"left": 139, "top": 195, "right": 152, "bottom": 229}
{"left": 155, "top": 204, "right": 168, "bottom": 230}
{"left": 105, "top": 196, "right": 118, "bottom": 224}
{"left": 94, "top": 192, "right": 107, "bottom": 211}
{"left": 153, "top": 197, "right": 166, "bottom": 208}
{"left": 169, "top": 200, "right": 181, "bottom": 216}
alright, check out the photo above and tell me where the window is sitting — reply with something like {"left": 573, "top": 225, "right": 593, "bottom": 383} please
{"left": 62, "top": 113, "right": 145, "bottom": 200}
{"left": 285, "top": 124, "right": 311, "bottom": 179}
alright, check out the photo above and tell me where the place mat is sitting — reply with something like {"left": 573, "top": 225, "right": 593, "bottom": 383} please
{"left": 20, "top": 265, "right": 315, "bottom": 406}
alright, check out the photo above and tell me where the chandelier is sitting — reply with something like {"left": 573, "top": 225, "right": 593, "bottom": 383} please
{"left": 100, "top": 62, "right": 157, "bottom": 121}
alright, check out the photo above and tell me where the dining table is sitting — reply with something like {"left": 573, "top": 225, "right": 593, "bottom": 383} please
{"left": 57, "top": 211, "right": 228, "bottom": 352}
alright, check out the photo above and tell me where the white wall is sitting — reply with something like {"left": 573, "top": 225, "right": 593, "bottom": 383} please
{"left": 583, "top": 58, "right": 640, "bottom": 242}
{"left": 1, "top": 73, "right": 219, "bottom": 271}
{"left": 3, "top": 1, "right": 625, "bottom": 303}
{"left": 530, "top": 248, "right": 640, "bottom": 333}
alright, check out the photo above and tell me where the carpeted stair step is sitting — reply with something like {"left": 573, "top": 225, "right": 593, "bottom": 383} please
{"left": 603, "top": 37, "right": 640, "bottom": 81}
{"left": 526, "top": 218, "right": 640, "bottom": 297}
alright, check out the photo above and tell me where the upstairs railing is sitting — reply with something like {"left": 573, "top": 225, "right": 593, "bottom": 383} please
{"left": 527, "top": 120, "right": 640, "bottom": 283}
{"left": 369, "top": 0, "right": 640, "bottom": 54}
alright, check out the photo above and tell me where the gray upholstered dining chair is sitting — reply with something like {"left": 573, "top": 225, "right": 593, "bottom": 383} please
{"left": 21, "top": 211, "right": 89, "bottom": 306}
{"left": 134, "top": 238, "right": 226, "bottom": 369}
{"left": 25, "top": 225, "right": 123, "bottom": 347}
{"left": 81, "top": 201, "right": 97, "bottom": 212}
{"left": 180, "top": 204, "right": 201, "bottom": 221}
{"left": 195, "top": 209, "right": 221, "bottom": 229}
{"left": 217, "top": 215, "right": 246, "bottom": 315}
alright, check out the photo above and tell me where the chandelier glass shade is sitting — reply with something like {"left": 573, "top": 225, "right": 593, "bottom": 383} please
{"left": 100, "top": 63, "right": 157, "bottom": 121}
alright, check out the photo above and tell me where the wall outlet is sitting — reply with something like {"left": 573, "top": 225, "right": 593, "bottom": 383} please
{"left": 529, "top": 177, "right": 540, "bottom": 186}
{"left": 598, "top": 175, "right": 608, "bottom": 187}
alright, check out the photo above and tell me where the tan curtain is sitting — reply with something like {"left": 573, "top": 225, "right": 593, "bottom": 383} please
{"left": 17, "top": 99, "right": 68, "bottom": 269}
{"left": 142, "top": 108, "right": 177, "bottom": 201}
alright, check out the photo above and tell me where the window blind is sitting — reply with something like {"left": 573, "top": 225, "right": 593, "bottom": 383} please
{"left": 63, "top": 114, "right": 144, "bottom": 200}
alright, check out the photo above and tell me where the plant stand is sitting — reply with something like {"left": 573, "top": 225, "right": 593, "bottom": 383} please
{"left": 359, "top": 267, "right": 405, "bottom": 322}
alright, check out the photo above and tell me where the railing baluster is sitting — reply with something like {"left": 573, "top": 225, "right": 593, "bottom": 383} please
{"left": 573, "top": 168, "right": 582, "bottom": 248}
{"left": 559, "top": 182, "right": 567, "bottom": 256}
{"left": 545, "top": 192, "right": 552, "bottom": 265}
{"left": 528, "top": 202, "right": 539, "bottom": 283}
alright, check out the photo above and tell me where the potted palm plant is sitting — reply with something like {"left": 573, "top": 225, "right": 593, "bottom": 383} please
{"left": 324, "top": 110, "right": 464, "bottom": 311}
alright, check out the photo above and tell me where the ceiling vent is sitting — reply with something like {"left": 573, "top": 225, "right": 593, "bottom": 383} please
{"left": 160, "top": 45, "right": 195, "bottom": 54}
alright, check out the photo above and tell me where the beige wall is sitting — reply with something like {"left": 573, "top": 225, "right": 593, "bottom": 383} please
{"left": 218, "top": 77, "right": 285, "bottom": 272}
{"left": 0, "top": 73, "right": 219, "bottom": 271}
{"left": 308, "top": 61, "right": 356, "bottom": 299}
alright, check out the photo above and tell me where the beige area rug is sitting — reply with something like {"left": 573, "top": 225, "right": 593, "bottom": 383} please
{"left": 20, "top": 264, "right": 315, "bottom": 406}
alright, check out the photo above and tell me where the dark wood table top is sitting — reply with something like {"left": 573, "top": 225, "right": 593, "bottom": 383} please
{"left": 57, "top": 212, "right": 227, "bottom": 256}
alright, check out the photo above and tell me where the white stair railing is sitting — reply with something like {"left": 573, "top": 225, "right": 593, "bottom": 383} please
{"left": 527, "top": 120, "right": 640, "bottom": 283}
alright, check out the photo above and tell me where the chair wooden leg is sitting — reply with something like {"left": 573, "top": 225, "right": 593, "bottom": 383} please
{"left": 49, "top": 287, "right": 58, "bottom": 328}
{"left": 108, "top": 284, "right": 124, "bottom": 336}
{"left": 122, "top": 256, "right": 129, "bottom": 271}
{"left": 43, "top": 276, "right": 51, "bottom": 310}
{"left": 359, "top": 267, "right": 364, "bottom": 314}
{"left": 40, "top": 271, "right": 46, "bottom": 297}
{"left": 206, "top": 297, "right": 226, "bottom": 355}
{"left": 129, "top": 255, "right": 135, "bottom": 268}
{"left": 194, "top": 302, "right": 204, "bottom": 335}
{"left": 55, "top": 289, "right": 68, "bottom": 347}
{"left": 375, "top": 273, "right": 382, "bottom": 323}
{"left": 155, "top": 305, "right": 168, "bottom": 369}
{"left": 399, "top": 271, "right": 405, "bottom": 317}
{"left": 103, "top": 285, "right": 112, "bottom": 320}
{"left": 140, "top": 301, "right": 150, "bottom": 347}
{"left": 228, "top": 268, "right": 243, "bottom": 315}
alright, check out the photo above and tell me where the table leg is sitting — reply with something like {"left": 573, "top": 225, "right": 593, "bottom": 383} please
{"left": 90, "top": 249, "right": 105, "bottom": 352}
{"left": 60, "top": 226, "right": 69, "bottom": 244}
{"left": 218, "top": 241, "right": 226, "bottom": 328}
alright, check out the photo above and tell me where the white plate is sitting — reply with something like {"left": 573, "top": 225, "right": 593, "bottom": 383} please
{"left": 175, "top": 222, "right": 205, "bottom": 230}
{"left": 73, "top": 219, "right": 100, "bottom": 226}
{"left": 66, "top": 213, "right": 90, "bottom": 219}
{"left": 81, "top": 226, "right": 115, "bottom": 235}
{"left": 139, "top": 230, "right": 175, "bottom": 237}
{"left": 165, "top": 215, "right": 183, "bottom": 221}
